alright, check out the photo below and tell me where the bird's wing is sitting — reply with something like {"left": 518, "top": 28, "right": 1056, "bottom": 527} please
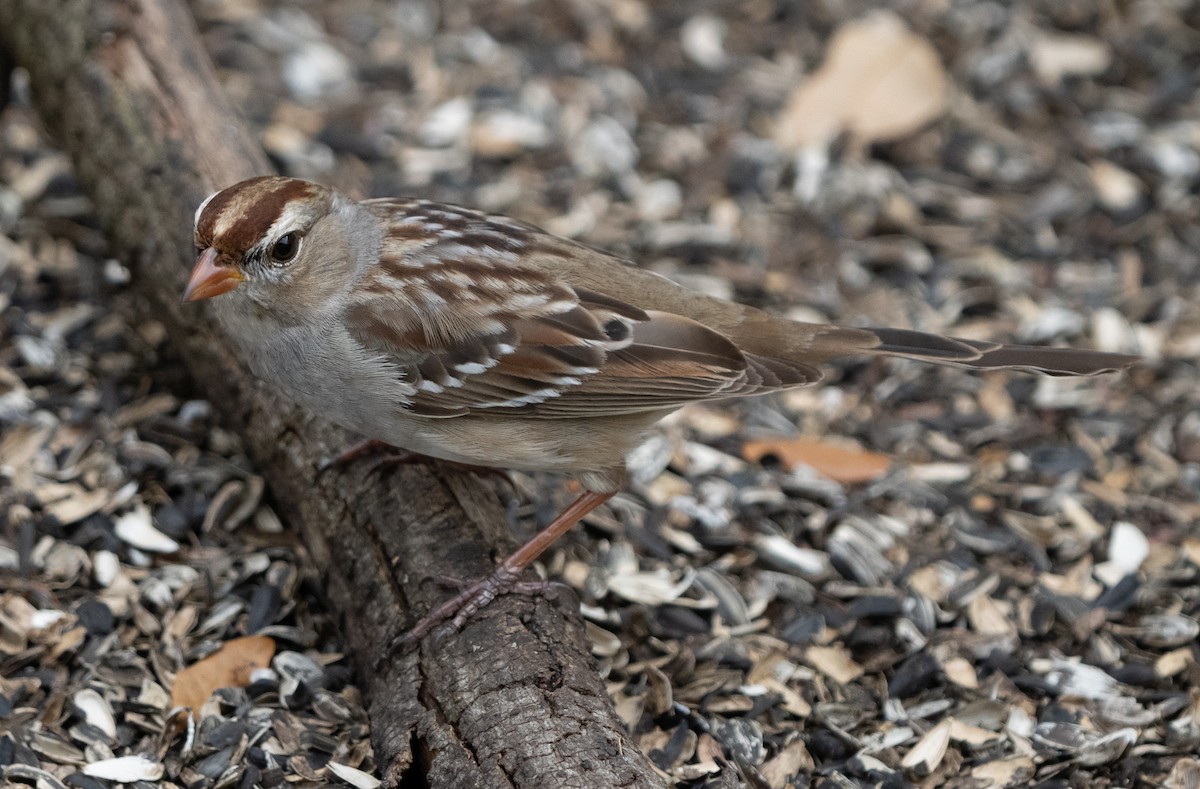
{"left": 345, "top": 272, "right": 816, "bottom": 418}
{"left": 346, "top": 199, "right": 817, "bottom": 417}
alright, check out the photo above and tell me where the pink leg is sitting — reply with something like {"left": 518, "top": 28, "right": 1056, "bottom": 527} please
{"left": 317, "top": 439, "right": 395, "bottom": 472}
{"left": 394, "top": 489, "right": 615, "bottom": 649}
{"left": 318, "top": 439, "right": 514, "bottom": 492}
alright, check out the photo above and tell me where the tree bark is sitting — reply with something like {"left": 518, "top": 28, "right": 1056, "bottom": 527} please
{"left": 0, "top": 2, "right": 661, "bottom": 787}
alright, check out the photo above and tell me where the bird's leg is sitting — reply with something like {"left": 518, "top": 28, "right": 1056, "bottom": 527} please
{"left": 317, "top": 438, "right": 396, "bottom": 472}
{"left": 318, "top": 439, "right": 515, "bottom": 494}
{"left": 393, "top": 489, "right": 615, "bottom": 649}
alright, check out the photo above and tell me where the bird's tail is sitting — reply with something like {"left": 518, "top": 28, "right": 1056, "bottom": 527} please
{"left": 865, "top": 327, "right": 1139, "bottom": 376}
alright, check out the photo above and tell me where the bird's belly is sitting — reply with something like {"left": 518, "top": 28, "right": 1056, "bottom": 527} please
{"left": 368, "top": 413, "right": 655, "bottom": 478}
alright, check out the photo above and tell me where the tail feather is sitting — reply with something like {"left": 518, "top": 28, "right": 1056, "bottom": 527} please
{"left": 868, "top": 327, "right": 1139, "bottom": 376}
{"left": 953, "top": 341, "right": 1140, "bottom": 376}
{"left": 869, "top": 327, "right": 996, "bottom": 362}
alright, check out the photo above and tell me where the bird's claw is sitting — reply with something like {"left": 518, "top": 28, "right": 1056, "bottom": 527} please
{"left": 375, "top": 568, "right": 567, "bottom": 668}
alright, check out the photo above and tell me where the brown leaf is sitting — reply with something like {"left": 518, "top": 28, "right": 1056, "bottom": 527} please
{"left": 743, "top": 437, "right": 890, "bottom": 483}
{"left": 171, "top": 635, "right": 275, "bottom": 715}
{"left": 901, "top": 718, "right": 952, "bottom": 774}
{"left": 760, "top": 738, "right": 814, "bottom": 787}
{"left": 775, "top": 11, "right": 948, "bottom": 151}
{"left": 38, "top": 484, "right": 111, "bottom": 526}
{"left": 971, "top": 755, "right": 1035, "bottom": 786}
{"left": 804, "top": 644, "right": 864, "bottom": 685}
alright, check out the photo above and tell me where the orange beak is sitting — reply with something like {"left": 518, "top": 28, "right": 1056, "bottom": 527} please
{"left": 182, "top": 247, "right": 244, "bottom": 302}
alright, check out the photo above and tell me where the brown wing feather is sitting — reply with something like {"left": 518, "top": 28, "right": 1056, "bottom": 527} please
{"left": 345, "top": 253, "right": 812, "bottom": 418}
{"left": 346, "top": 198, "right": 820, "bottom": 417}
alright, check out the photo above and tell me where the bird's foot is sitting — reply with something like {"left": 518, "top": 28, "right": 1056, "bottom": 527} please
{"left": 433, "top": 573, "right": 564, "bottom": 599}
{"left": 381, "top": 566, "right": 545, "bottom": 662}
{"left": 378, "top": 489, "right": 615, "bottom": 665}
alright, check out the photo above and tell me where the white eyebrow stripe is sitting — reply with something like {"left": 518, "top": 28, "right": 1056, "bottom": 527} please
{"left": 265, "top": 202, "right": 312, "bottom": 241}
{"left": 194, "top": 189, "right": 219, "bottom": 230}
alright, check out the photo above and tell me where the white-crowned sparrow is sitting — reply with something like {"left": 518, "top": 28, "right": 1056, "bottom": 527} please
{"left": 185, "top": 175, "right": 1138, "bottom": 640}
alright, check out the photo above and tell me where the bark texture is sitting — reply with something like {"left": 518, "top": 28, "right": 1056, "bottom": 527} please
{"left": 0, "top": 2, "right": 661, "bottom": 786}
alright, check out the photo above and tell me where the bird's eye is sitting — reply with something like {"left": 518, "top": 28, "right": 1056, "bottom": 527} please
{"left": 270, "top": 232, "right": 300, "bottom": 263}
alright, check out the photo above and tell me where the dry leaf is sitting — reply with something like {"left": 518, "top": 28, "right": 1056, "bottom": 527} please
{"left": 775, "top": 11, "right": 948, "bottom": 151}
{"left": 743, "top": 437, "right": 890, "bottom": 483}
{"left": 39, "top": 484, "right": 110, "bottom": 526}
{"left": 695, "top": 733, "right": 723, "bottom": 764}
{"left": 971, "top": 755, "right": 1035, "bottom": 786}
{"left": 171, "top": 635, "right": 275, "bottom": 715}
{"left": 614, "top": 693, "right": 644, "bottom": 731}
{"left": 943, "top": 657, "right": 979, "bottom": 689}
{"left": 901, "top": 719, "right": 952, "bottom": 774}
{"left": 0, "top": 422, "right": 53, "bottom": 476}
{"left": 760, "top": 738, "right": 814, "bottom": 787}
{"left": 1156, "top": 647, "right": 1193, "bottom": 678}
{"left": 756, "top": 678, "right": 812, "bottom": 718}
{"left": 804, "top": 644, "right": 864, "bottom": 685}
{"left": 967, "top": 595, "right": 1016, "bottom": 638}
{"left": 948, "top": 719, "right": 1003, "bottom": 746}
{"left": 907, "top": 563, "right": 956, "bottom": 603}
{"left": 47, "top": 626, "right": 86, "bottom": 661}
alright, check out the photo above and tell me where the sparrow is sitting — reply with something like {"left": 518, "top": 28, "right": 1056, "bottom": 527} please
{"left": 185, "top": 175, "right": 1138, "bottom": 641}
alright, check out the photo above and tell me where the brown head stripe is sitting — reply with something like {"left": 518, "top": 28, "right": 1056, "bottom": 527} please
{"left": 196, "top": 177, "right": 322, "bottom": 255}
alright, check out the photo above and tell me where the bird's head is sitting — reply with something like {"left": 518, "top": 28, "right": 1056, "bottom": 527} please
{"left": 185, "top": 176, "right": 373, "bottom": 322}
